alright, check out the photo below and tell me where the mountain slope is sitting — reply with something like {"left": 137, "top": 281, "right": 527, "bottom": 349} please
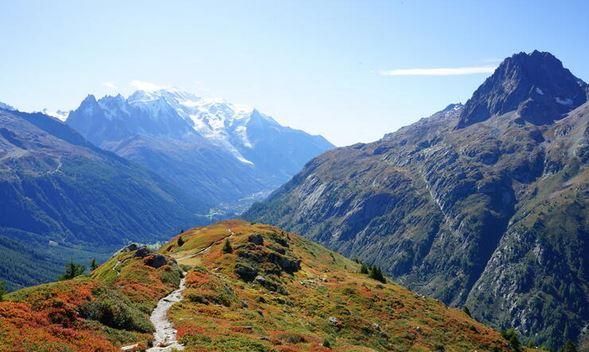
{"left": 244, "top": 51, "right": 589, "bottom": 349}
{"left": 66, "top": 90, "right": 333, "bottom": 215}
{"left": 0, "top": 220, "right": 519, "bottom": 351}
{"left": 0, "top": 108, "right": 206, "bottom": 290}
{"left": 0, "top": 244, "right": 183, "bottom": 351}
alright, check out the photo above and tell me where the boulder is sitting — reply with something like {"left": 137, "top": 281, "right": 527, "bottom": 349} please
{"left": 143, "top": 254, "right": 167, "bottom": 268}
{"left": 248, "top": 234, "right": 264, "bottom": 245}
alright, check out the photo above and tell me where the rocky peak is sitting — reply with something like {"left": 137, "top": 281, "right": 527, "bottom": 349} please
{"left": 457, "top": 50, "right": 587, "bottom": 128}
{"left": 0, "top": 101, "right": 16, "bottom": 111}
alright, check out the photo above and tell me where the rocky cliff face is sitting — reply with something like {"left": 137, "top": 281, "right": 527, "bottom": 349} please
{"left": 458, "top": 50, "right": 587, "bottom": 128}
{"left": 245, "top": 51, "right": 589, "bottom": 349}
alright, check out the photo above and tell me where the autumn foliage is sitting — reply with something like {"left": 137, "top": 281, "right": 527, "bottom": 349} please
{"left": 0, "top": 247, "right": 182, "bottom": 351}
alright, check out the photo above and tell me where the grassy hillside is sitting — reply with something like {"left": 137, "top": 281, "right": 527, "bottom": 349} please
{"left": 161, "top": 220, "right": 515, "bottom": 352}
{"left": 0, "top": 245, "right": 182, "bottom": 351}
{"left": 0, "top": 220, "right": 533, "bottom": 351}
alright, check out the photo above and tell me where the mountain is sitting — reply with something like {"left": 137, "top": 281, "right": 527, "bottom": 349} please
{"left": 457, "top": 50, "right": 588, "bottom": 128}
{"left": 66, "top": 90, "right": 333, "bottom": 215}
{"left": 0, "top": 102, "right": 15, "bottom": 111}
{"left": 0, "top": 220, "right": 522, "bottom": 351}
{"left": 245, "top": 51, "right": 589, "bottom": 349}
{"left": 0, "top": 108, "right": 207, "bottom": 290}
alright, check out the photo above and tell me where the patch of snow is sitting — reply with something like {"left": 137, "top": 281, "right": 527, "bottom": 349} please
{"left": 41, "top": 109, "right": 70, "bottom": 121}
{"left": 535, "top": 87, "right": 544, "bottom": 95}
{"left": 0, "top": 101, "right": 15, "bottom": 111}
{"left": 234, "top": 124, "right": 253, "bottom": 148}
{"left": 555, "top": 97, "right": 573, "bottom": 106}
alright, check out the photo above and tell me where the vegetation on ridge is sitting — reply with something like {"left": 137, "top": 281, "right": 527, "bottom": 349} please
{"left": 0, "top": 220, "right": 544, "bottom": 351}
{"left": 159, "top": 220, "right": 515, "bottom": 352}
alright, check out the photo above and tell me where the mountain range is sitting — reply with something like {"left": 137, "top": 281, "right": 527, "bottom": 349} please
{"left": 0, "top": 106, "right": 207, "bottom": 290}
{"left": 245, "top": 50, "right": 589, "bottom": 350}
{"left": 0, "top": 91, "right": 332, "bottom": 290}
{"left": 66, "top": 89, "right": 333, "bottom": 215}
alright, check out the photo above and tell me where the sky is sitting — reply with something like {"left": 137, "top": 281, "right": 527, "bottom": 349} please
{"left": 1, "top": 1, "right": 588, "bottom": 146}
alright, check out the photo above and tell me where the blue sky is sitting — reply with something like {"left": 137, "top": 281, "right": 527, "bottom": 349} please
{"left": 1, "top": 1, "right": 588, "bottom": 146}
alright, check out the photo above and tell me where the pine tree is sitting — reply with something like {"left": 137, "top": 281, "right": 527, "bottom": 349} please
{"left": 561, "top": 341, "right": 577, "bottom": 352}
{"left": 360, "top": 263, "right": 369, "bottom": 274}
{"left": 368, "top": 266, "right": 386, "bottom": 283}
{"left": 222, "top": 239, "right": 233, "bottom": 254}
{"left": 0, "top": 280, "right": 7, "bottom": 301}
{"left": 90, "top": 258, "right": 99, "bottom": 271}
{"left": 60, "top": 261, "right": 86, "bottom": 280}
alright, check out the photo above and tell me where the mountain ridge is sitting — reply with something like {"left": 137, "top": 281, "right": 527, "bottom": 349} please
{"left": 0, "top": 108, "right": 207, "bottom": 290}
{"left": 244, "top": 50, "right": 589, "bottom": 349}
{"left": 66, "top": 89, "right": 334, "bottom": 214}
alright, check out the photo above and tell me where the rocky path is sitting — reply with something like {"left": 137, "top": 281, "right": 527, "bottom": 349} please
{"left": 145, "top": 272, "right": 187, "bottom": 352}
{"left": 139, "top": 228, "right": 234, "bottom": 351}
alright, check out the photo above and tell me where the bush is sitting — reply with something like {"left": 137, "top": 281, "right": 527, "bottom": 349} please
{"left": 277, "top": 332, "right": 306, "bottom": 344}
{"left": 79, "top": 295, "right": 153, "bottom": 332}
{"left": 501, "top": 328, "right": 522, "bottom": 352}
{"left": 177, "top": 236, "right": 185, "bottom": 247}
{"left": 160, "top": 266, "right": 182, "bottom": 287}
{"left": 463, "top": 306, "right": 471, "bottom": 317}
{"left": 323, "top": 338, "right": 332, "bottom": 348}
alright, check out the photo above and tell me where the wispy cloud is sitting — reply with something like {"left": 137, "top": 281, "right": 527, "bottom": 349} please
{"left": 129, "top": 80, "right": 170, "bottom": 91}
{"left": 102, "top": 82, "right": 118, "bottom": 90}
{"left": 379, "top": 65, "right": 496, "bottom": 77}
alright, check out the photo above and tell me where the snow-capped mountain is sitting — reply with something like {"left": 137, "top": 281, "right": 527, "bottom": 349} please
{"left": 0, "top": 101, "right": 16, "bottom": 111}
{"left": 125, "top": 89, "right": 258, "bottom": 165}
{"left": 66, "top": 89, "right": 333, "bottom": 215}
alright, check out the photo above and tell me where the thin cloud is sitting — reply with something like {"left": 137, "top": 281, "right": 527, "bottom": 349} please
{"left": 102, "top": 82, "right": 118, "bottom": 90}
{"left": 129, "top": 80, "right": 170, "bottom": 91}
{"left": 380, "top": 65, "right": 496, "bottom": 77}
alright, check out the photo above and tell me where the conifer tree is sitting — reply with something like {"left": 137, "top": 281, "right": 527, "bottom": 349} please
{"left": 60, "top": 261, "right": 86, "bottom": 280}
{"left": 90, "top": 258, "right": 99, "bottom": 271}
{"left": 0, "top": 280, "right": 7, "bottom": 301}
{"left": 222, "top": 239, "right": 233, "bottom": 253}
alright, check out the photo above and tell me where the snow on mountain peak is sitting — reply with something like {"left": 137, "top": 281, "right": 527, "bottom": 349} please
{"left": 0, "top": 101, "right": 16, "bottom": 112}
{"left": 41, "top": 109, "right": 70, "bottom": 121}
{"left": 122, "top": 88, "right": 259, "bottom": 165}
